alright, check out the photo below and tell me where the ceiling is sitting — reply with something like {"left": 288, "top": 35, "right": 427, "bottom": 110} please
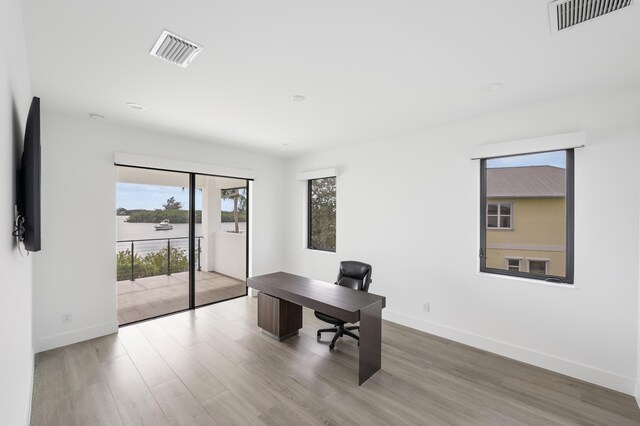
{"left": 21, "top": 0, "right": 640, "bottom": 158}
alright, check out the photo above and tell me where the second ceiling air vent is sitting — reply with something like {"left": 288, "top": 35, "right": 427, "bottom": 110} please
{"left": 150, "top": 30, "right": 203, "bottom": 68}
{"left": 549, "top": 0, "right": 634, "bottom": 32}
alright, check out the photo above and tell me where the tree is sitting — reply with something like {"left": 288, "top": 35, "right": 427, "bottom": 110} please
{"left": 116, "top": 246, "right": 190, "bottom": 281}
{"left": 163, "top": 196, "right": 182, "bottom": 210}
{"left": 221, "top": 188, "right": 247, "bottom": 233}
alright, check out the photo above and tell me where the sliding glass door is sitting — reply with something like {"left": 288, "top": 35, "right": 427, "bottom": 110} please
{"left": 115, "top": 166, "right": 249, "bottom": 325}
{"left": 194, "top": 175, "right": 248, "bottom": 307}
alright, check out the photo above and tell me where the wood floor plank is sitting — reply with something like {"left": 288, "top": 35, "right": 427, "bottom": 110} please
{"left": 257, "top": 403, "right": 322, "bottom": 426}
{"left": 237, "top": 333, "right": 335, "bottom": 398}
{"left": 150, "top": 378, "right": 214, "bottom": 426}
{"left": 194, "top": 307, "right": 254, "bottom": 341}
{"left": 101, "top": 354, "right": 170, "bottom": 426}
{"left": 63, "top": 340, "right": 107, "bottom": 391}
{"left": 117, "top": 325, "right": 176, "bottom": 388}
{"left": 201, "top": 390, "right": 264, "bottom": 426}
{"left": 31, "top": 349, "right": 74, "bottom": 426}
{"left": 186, "top": 342, "right": 282, "bottom": 413}
{"left": 69, "top": 382, "right": 123, "bottom": 426}
{"left": 156, "top": 312, "right": 207, "bottom": 348}
{"left": 177, "top": 314, "right": 255, "bottom": 364}
{"left": 241, "top": 358, "right": 355, "bottom": 426}
{"left": 90, "top": 332, "right": 128, "bottom": 363}
{"left": 147, "top": 335, "right": 227, "bottom": 402}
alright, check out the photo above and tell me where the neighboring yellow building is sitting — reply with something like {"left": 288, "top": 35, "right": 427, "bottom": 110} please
{"left": 485, "top": 166, "right": 566, "bottom": 277}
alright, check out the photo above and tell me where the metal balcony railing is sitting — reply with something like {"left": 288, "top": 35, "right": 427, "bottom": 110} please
{"left": 116, "top": 236, "right": 203, "bottom": 281}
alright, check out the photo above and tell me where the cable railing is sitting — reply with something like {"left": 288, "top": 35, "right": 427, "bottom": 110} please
{"left": 116, "top": 236, "right": 204, "bottom": 282}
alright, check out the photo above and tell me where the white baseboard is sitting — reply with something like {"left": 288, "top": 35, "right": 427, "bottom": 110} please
{"left": 24, "top": 351, "right": 34, "bottom": 426}
{"left": 34, "top": 321, "right": 119, "bottom": 353}
{"left": 635, "top": 381, "right": 640, "bottom": 409}
{"left": 382, "top": 309, "right": 635, "bottom": 395}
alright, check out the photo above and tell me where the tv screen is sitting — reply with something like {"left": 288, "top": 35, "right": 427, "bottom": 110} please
{"left": 17, "top": 96, "right": 41, "bottom": 252}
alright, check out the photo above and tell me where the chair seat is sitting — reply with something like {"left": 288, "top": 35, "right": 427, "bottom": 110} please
{"left": 314, "top": 311, "right": 344, "bottom": 325}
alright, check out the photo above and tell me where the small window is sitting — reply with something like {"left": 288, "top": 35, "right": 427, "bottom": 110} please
{"left": 507, "top": 258, "right": 522, "bottom": 271}
{"left": 528, "top": 260, "right": 548, "bottom": 275}
{"left": 308, "top": 177, "right": 336, "bottom": 252}
{"left": 487, "top": 202, "right": 512, "bottom": 229}
{"left": 480, "top": 149, "right": 574, "bottom": 284}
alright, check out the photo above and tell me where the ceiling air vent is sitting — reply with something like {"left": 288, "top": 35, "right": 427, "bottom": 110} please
{"left": 549, "top": 0, "right": 634, "bottom": 32}
{"left": 150, "top": 30, "right": 203, "bottom": 68}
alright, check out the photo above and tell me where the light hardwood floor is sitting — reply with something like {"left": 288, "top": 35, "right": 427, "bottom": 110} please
{"left": 117, "top": 271, "right": 246, "bottom": 325}
{"left": 31, "top": 296, "right": 640, "bottom": 425}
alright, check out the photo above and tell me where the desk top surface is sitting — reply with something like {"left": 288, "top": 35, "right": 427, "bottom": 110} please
{"left": 247, "top": 272, "right": 385, "bottom": 322}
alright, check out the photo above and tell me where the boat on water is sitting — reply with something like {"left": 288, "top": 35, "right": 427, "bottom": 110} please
{"left": 154, "top": 220, "right": 173, "bottom": 231}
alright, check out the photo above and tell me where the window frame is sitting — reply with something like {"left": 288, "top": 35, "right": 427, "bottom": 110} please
{"left": 506, "top": 257, "right": 523, "bottom": 272}
{"left": 479, "top": 149, "right": 574, "bottom": 284}
{"left": 527, "top": 259, "right": 549, "bottom": 275}
{"left": 487, "top": 202, "right": 514, "bottom": 230}
{"left": 307, "top": 176, "right": 336, "bottom": 253}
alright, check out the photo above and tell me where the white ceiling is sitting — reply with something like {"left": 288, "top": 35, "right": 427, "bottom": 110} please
{"left": 21, "top": 0, "right": 640, "bottom": 158}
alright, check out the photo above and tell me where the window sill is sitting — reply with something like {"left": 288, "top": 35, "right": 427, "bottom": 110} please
{"left": 477, "top": 271, "right": 575, "bottom": 289}
{"left": 305, "top": 248, "right": 336, "bottom": 255}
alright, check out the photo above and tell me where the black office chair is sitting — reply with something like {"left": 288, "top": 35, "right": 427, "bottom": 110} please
{"left": 316, "top": 261, "right": 372, "bottom": 350}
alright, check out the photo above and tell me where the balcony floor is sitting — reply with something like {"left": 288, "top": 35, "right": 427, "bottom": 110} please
{"left": 117, "top": 271, "right": 246, "bottom": 325}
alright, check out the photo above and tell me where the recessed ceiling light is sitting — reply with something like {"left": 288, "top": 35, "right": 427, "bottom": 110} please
{"left": 126, "top": 102, "right": 146, "bottom": 110}
{"left": 290, "top": 95, "right": 306, "bottom": 103}
{"left": 485, "top": 83, "right": 504, "bottom": 93}
{"left": 89, "top": 113, "right": 105, "bottom": 120}
{"left": 282, "top": 143, "right": 293, "bottom": 147}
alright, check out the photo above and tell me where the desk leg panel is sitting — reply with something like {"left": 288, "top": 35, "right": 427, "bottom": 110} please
{"left": 257, "top": 292, "right": 302, "bottom": 341}
{"left": 359, "top": 300, "right": 382, "bottom": 385}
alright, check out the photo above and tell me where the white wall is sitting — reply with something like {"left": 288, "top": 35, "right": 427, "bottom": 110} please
{"left": 0, "top": 0, "right": 34, "bottom": 424}
{"left": 33, "top": 115, "right": 285, "bottom": 352}
{"left": 212, "top": 232, "right": 247, "bottom": 280}
{"left": 285, "top": 86, "right": 640, "bottom": 394}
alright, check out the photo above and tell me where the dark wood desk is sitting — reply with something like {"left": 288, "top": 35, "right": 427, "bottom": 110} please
{"left": 247, "top": 271, "right": 386, "bottom": 385}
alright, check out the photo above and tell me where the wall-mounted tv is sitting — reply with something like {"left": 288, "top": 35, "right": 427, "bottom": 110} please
{"left": 16, "top": 96, "right": 41, "bottom": 252}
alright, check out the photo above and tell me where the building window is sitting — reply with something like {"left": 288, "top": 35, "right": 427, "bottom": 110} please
{"left": 507, "top": 258, "right": 522, "bottom": 271}
{"left": 308, "top": 177, "right": 336, "bottom": 252}
{"left": 487, "top": 203, "right": 512, "bottom": 229}
{"left": 528, "top": 260, "right": 548, "bottom": 275}
{"left": 480, "top": 149, "right": 574, "bottom": 284}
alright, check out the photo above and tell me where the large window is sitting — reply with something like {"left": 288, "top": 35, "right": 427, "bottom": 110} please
{"left": 480, "top": 149, "right": 574, "bottom": 283}
{"left": 308, "top": 177, "right": 336, "bottom": 252}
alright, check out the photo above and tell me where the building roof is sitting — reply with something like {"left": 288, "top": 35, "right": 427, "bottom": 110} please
{"left": 487, "top": 166, "right": 566, "bottom": 198}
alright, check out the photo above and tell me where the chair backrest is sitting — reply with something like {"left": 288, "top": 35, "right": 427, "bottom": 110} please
{"left": 336, "top": 261, "right": 372, "bottom": 292}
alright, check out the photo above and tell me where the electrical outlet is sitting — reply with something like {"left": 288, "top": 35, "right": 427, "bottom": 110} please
{"left": 62, "top": 313, "right": 72, "bottom": 324}
{"left": 422, "top": 302, "right": 430, "bottom": 313}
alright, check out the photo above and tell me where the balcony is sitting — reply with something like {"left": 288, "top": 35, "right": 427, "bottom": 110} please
{"left": 116, "top": 236, "right": 246, "bottom": 325}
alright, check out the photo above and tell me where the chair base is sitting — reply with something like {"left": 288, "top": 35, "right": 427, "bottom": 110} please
{"left": 317, "top": 324, "right": 360, "bottom": 350}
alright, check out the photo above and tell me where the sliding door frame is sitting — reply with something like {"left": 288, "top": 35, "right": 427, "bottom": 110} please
{"left": 115, "top": 163, "right": 252, "bottom": 325}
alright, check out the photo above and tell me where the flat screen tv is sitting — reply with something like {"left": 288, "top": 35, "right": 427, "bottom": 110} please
{"left": 17, "top": 96, "right": 41, "bottom": 252}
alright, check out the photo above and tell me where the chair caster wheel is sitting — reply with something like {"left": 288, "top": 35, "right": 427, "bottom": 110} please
{"left": 329, "top": 344, "right": 334, "bottom": 350}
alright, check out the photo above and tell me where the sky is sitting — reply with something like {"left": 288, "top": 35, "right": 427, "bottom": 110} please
{"left": 116, "top": 183, "right": 223, "bottom": 210}
{"left": 486, "top": 150, "right": 566, "bottom": 168}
